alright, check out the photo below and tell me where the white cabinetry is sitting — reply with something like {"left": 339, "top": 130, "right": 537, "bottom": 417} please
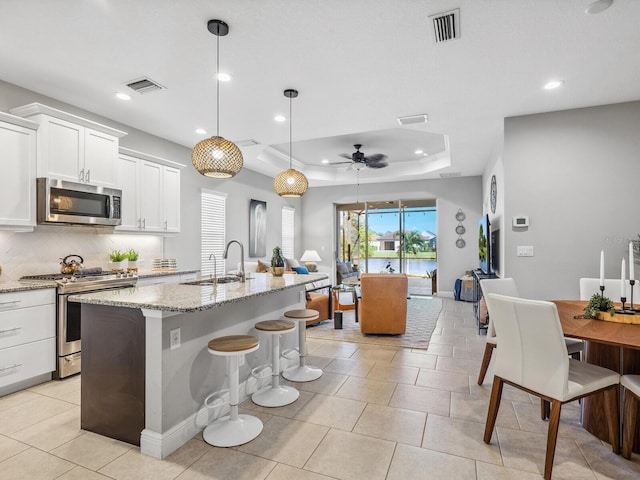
{"left": 0, "top": 289, "right": 56, "bottom": 395}
{"left": 137, "top": 273, "right": 195, "bottom": 287}
{"left": 0, "top": 113, "right": 38, "bottom": 230}
{"left": 10, "top": 103, "right": 127, "bottom": 187}
{"left": 116, "top": 148, "right": 183, "bottom": 234}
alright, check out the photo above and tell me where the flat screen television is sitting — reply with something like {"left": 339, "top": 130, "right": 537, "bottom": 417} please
{"left": 478, "top": 214, "right": 491, "bottom": 274}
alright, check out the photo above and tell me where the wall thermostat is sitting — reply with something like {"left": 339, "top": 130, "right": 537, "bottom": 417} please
{"left": 512, "top": 216, "right": 529, "bottom": 227}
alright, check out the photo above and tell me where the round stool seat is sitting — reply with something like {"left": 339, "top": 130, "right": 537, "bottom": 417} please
{"left": 284, "top": 309, "right": 320, "bottom": 321}
{"left": 255, "top": 320, "right": 296, "bottom": 332}
{"left": 208, "top": 335, "right": 259, "bottom": 356}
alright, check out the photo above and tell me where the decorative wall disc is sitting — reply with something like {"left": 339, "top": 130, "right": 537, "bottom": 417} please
{"left": 455, "top": 225, "right": 466, "bottom": 235}
{"left": 455, "top": 209, "right": 466, "bottom": 222}
{"left": 456, "top": 238, "right": 466, "bottom": 248}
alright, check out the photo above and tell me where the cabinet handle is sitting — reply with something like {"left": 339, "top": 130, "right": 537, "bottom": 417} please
{"left": 164, "top": 220, "right": 168, "bottom": 230}
{"left": 0, "top": 327, "right": 21, "bottom": 334}
{"left": 85, "top": 169, "right": 91, "bottom": 183}
{"left": 0, "top": 364, "right": 22, "bottom": 373}
{"left": 142, "top": 218, "right": 146, "bottom": 230}
{"left": 79, "top": 168, "right": 85, "bottom": 182}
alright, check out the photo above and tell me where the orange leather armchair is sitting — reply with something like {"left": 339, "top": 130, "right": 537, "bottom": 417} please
{"left": 358, "top": 273, "right": 408, "bottom": 334}
{"left": 306, "top": 291, "right": 330, "bottom": 326}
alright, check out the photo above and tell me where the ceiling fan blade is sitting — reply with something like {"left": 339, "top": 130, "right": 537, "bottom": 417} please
{"left": 325, "top": 161, "right": 352, "bottom": 166}
{"left": 366, "top": 161, "right": 388, "bottom": 168}
{"left": 338, "top": 153, "right": 352, "bottom": 159}
{"left": 364, "top": 153, "right": 387, "bottom": 163}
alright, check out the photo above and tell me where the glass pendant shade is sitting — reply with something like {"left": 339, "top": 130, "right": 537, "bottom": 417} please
{"left": 192, "top": 135, "right": 243, "bottom": 178}
{"left": 274, "top": 168, "right": 308, "bottom": 197}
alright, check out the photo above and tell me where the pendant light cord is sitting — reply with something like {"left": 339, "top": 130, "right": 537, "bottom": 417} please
{"left": 289, "top": 95, "right": 293, "bottom": 169}
{"left": 216, "top": 29, "right": 220, "bottom": 137}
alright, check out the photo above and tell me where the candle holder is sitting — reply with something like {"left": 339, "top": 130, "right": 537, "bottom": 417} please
{"left": 628, "top": 279, "right": 640, "bottom": 313}
{"left": 599, "top": 285, "right": 608, "bottom": 312}
{"left": 616, "top": 296, "right": 636, "bottom": 315}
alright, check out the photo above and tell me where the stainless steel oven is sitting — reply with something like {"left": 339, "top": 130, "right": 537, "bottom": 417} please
{"left": 21, "top": 272, "right": 137, "bottom": 378}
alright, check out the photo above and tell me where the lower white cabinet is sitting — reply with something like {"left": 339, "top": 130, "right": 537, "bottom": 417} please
{"left": 0, "top": 289, "right": 56, "bottom": 392}
{"left": 136, "top": 273, "right": 195, "bottom": 287}
{"left": 116, "top": 148, "right": 183, "bottom": 234}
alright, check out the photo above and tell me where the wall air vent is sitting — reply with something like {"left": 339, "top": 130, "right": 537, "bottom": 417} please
{"left": 125, "top": 77, "right": 166, "bottom": 94}
{"left": 429, "top": 8, "right": 460, "bottom": 43}
{"left": 397, "top": 114, "right": 429, "bottom": 126}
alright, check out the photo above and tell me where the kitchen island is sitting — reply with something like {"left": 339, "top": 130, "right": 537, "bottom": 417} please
{"left": 69, "top": 272, "right": 328, "bottom": 458}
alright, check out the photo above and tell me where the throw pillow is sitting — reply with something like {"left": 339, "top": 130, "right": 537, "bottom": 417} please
{"left": 285, "top": 257, "right": 300, "bottom": 270}
{"left": 257, "top": 259, "right": 270, "bottom": 272}
{"left": 292, "top": 265, "right": 309, "bottom": 274}
{"left": 336, "top": 262, "right": 349, "bottom": 274}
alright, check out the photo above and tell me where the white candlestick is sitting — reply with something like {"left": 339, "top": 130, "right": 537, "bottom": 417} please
{"left": 600, "top": 250, "right": 605, "bottom": 287}
{"left": 630, "top": 242, "right": 635, "bottom": 281}
{"left": 621, "top": 258, "right": 626, "bottom": 298}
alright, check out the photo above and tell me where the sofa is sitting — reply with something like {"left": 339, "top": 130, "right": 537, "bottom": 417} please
{"left": 357, "top": 273, "right": 408, "bottom": 334}
{"left": 336, "top": 260, "right": 358, "bottom": 284}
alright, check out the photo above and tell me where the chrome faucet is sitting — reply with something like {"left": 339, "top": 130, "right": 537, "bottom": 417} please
{"left": 208, "top": 253, "right": 217, "bottom": 284}
{"left": 223, "top": 240, "right": 246, "bottom": 282}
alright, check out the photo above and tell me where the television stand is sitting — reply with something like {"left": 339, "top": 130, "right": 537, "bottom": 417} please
{"left": 472, "top": 269, "right": 498, "bottom": 334}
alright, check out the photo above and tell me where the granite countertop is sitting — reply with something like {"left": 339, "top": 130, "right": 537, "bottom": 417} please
{"left": 68, "top": 273, "right": 328, "bottom": 313}
{"left": 0, "top": 269, "right": 199, "bottom": 294}
{"left": 0, "top": 279, "right": 57, "bottom": 293}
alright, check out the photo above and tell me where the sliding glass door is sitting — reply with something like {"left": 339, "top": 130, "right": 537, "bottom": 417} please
{"left": 336, "top": 199, "right": 437, "bottom": 278}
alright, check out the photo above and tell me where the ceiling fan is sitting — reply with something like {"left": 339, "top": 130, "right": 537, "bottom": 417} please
{"left": 332, "top": 144, "right": 388, "bottom": 169}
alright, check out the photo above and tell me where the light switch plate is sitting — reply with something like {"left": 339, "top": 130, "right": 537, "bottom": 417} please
{"left": 517, "top": 246, "right": 534, "bottom": 257}
{"left": 170, "top": 328, "right": 181, "bottom": 349}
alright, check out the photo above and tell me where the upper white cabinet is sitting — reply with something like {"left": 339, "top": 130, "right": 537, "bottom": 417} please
{"left": 116, "top": 148, "right": 183, "bottom": 234}
{"left": 10, "top": 103, "right": 127, "bottom": 187}
{"left": 0, "top": 112, "right": 38, "bottom": 230}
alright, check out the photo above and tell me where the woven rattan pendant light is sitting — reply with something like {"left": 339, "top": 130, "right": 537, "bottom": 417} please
{"left": 192, "top": 19, "right": 243, "bottom": 178}
{"left": 274, "top": 89, "right": 308, "bottom": 197}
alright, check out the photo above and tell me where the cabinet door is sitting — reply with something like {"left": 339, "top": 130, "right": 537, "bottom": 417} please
{"left": 162, "top": 166, "right": 180, "bottom": 233}
{"left": 84, "top": 128, "right": 117, "bottom": 187}
{"left": 115, "top": 155, "right": 140, "bottom": 231}
{"left": 0, "top": 121, "right": 36, "bottom": 228}
{"left": 139, "top": 161, "right": 163, "bottom": 231}
{"left": 43, "top": 117, "right": 83, "bottom": 182}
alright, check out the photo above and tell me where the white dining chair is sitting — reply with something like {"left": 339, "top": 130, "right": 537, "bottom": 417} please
{"left": 621, "top": 374, "right": 640, "bottom": 459}
{"left": 579, "top": 277, "right": 640, "bottom": 302}
{"left": 483, "top": 293, "right": 620, "bottom": 480}
{"left": 477, "top": 278, "right": 583, "bottom": 387}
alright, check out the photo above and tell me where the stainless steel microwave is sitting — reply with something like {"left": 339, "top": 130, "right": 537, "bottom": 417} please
{"left": 37, "top": 178, "right": 122, "bottom": 227}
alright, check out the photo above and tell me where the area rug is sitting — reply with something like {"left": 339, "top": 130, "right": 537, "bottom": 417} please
{"left": 306, "top": 296, "right": 442, "bottom": 349}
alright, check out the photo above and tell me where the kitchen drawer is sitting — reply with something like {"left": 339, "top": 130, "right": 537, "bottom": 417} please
{"left": 0, "top": 289, "right": 55, "bottom": 311}
{"left": 0, "top": 304, "right": 56, "bottom": 350}
{"left": 0, "top": 338, "right": 55, "bottom": 389}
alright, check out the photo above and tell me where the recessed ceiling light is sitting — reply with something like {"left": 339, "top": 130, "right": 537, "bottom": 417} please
{"left": 216, "top": 73, "right": 231, "bottom": 82}
{"left": 115, "top": 92, "right": 131, "bottom": 100}
{"left": 274, "top": 115, "right": 286, "bottom": 122}
{"left": 321, "top": 159, "right": 329, "bottom": 164}
{"left": 195, "top": 128, "right": 207, "bottom": 135}
{"left": 543, "top": 80, "right": 564, "bottom": 90}
{"left": 585, "top": 0, "right": 613, "bottom": 14}
{"left": 414, "top": 149, "right": 423, "bottom": 155}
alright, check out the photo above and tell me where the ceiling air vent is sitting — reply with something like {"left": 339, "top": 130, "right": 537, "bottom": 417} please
{"left": 397, "top": 114, "right": 428, "bottom": 126}
{"left": 429, "top": 8, "right": 460, "bottom": 43}
{"left": 125, "top": 77, "right": 166, "bottom": 94}
{"left": 234, "top": 139, "right": 261, "bottom": 147}
{"left": 440, "top": 172, "right": 462, "bottom": 178}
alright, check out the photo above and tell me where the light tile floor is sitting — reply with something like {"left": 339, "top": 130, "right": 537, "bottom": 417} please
{"left": 2, "top": 299, "right": 640, "bottom": 479}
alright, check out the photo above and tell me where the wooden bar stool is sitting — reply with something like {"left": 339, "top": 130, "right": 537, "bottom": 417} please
{"left": 251, "top": 320, "right": 299, "bottom": 407}
{"left": 203, "top": 335, "right": 263, "bottom": 447}
{"left": 621, "top": 374, "right": 640, "bottom": 459}
{"left": 282, "top": 309, "right": 322, "bottom": 382}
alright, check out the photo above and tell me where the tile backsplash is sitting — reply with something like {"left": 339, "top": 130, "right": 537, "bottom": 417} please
{"left": 0, "top": 226, "right": 163, "bottom": 280}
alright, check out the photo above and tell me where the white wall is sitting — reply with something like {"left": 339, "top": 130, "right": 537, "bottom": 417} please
{"left": 300, "top": 176, "right": 483, "bottom": 296}
{"left": 503, "top": 100, "right": 640, "bottom": 300}
{"left": 482, "top": 139, "right": 505, "bottom": 278}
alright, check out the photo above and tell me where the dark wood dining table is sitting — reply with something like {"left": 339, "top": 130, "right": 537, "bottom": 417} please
{"left": 554, "top": 300, "right": 640, "bottom": 452}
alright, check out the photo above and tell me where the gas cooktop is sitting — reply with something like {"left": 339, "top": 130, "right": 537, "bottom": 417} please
{"left": 21, "top": 269, "right": 137, "bottom": 293}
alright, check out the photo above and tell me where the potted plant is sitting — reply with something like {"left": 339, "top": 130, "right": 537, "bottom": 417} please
{"left": 583, "top": 293, "right": 616, "bottom": 319}
{"left": 109, "top": 249, "right": 127, "bottom": 272}
{"left": 271, "top": 246, "right": 285, "bottom": 276}
{"left": 125, "top": 249, "right": 139, "bottom": 273}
